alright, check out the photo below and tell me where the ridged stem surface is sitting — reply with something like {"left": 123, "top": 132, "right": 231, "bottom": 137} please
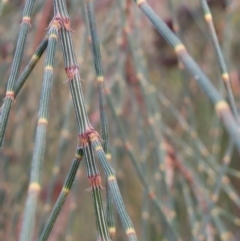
{"left": 0, "top": 37, "right": 48, "bottom": 121}
{"left": 134, "top": 0, "right": 240, "bottom": 154}
{"left": 85, "top": 0, "right": 114, "bottom": 236}
{"left": 0, "top": 0, "right": 36, "bottom": 146}
{"left": 200, "top": 0, "right": 238, "bottom": 120}
{"left": 39, "top": 148, "right": 83, "bottom": 241}
{"left": 38, "top": 96, "right": 72, "bottom": 234}
{"left": 53, "top": 0, "right": 111, "bottom": 239}
{"left": 105, "top": 93, "right": 181, "bottom": 240}
{"left": 19, "top": 21, "right": 59, "bottom": 241}
{"left": 85, "top": 0, "right": 110, "bottom": 156}
{"left": 15, "top": 37, "right": 48, "bottom": 97}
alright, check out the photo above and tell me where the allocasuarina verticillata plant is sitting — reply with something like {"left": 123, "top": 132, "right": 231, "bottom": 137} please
{"left": 0, "top": 0, "right": 240, "bottom": 240}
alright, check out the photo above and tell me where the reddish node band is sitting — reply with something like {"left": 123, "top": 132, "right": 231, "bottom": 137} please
{"left": 21, "top": 16, "right": 32, "bottom": 27}
{"left": 54, "top": 14, "right": 73, "bottom": 31}
{"left": 5, "top": 91, "right": 15, "bottom": 100}
{"left": 87, "top": 174, "right": 104, "bottom": 190}
{"left": 78, "top": 128, "right": 95, "bottom": 148}
{"left": 65, "top": 65, "right": 79, "bottom": 81}
{"left": 62, "top": 18, "right": 71, "bottom": 31}
{"left": 79, "top": 136, "right": 88, "bottom": 148}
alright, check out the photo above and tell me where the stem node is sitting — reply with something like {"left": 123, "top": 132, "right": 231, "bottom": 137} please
{"left": 4, "top": 91, "right": 15, "bottom": 101}
{"left": 87, "top": 174, "right": 104, "bottom": 191}
{"left": 78, "top": 128, "right": 99, "bottom": 148}
{"left": 65, "top": 65, "right": 79, "bottom": 81}
{"left": 21, "top": 16, "right": 32, "bottom": 27}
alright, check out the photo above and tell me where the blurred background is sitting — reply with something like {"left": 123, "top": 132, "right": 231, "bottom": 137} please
{"left": 1, "top": 0, "right": 240, "bottom": 240}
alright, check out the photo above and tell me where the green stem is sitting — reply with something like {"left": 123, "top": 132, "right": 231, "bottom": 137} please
{"left": 133, "top": 0, "right": 240, "bottom": 155}
{"left": 200, "top": 0, "right": 238, "bottom": 120}
{"left": 0, "top": 0, "right": 36, "bottom": 146}
{"left": 38, "top": 148, "right": 83, "bottom": 241}
{"left": 53, "top": 0, "right": 111, "bottom": 239}
{"left": 84, "top": 0, "right": 115, "bottom": 236}
{"left": 19, "top": 20, "right": 59, "bottom": 241}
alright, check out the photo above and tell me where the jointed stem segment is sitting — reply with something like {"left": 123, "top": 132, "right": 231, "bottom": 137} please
{"left": 39, "top": 148, "right": 84, "bottom": 241}
{"left": 21, "top": 16, "right": 32, "bottom": 26}
{"left": 54, "top": 13, "right": 72, "bottom": 31}
{"left": 19, "top": 16, "right": 59, "bottom": 241}
{"left": 133, "top": 0, "right": 240, "bottom": 155}
{"left": 87, "top": 174, "right": 104, "bottom": 190}
{"left": 174, "top": 44, "right": 187, "bottom": 55}
{"left": 90, "top": 138, "right": 138, "bottom": 241}
{"left": 38, "top": 118, "right": 48, "bottom": 125}
{"left": 78, "top": 129, "right": 100, "bottom": 148}
{"left": 53, "top": 0, "right": 113, "bottom": 239}
{"left": 4, "top": 91, "right": 15, "bottom": 101}
{"left": 215, "top": 101, "right": 229, "bottom": 115}
{"left": 65, "top": 65, "right": 80, "bottom": 81}
{"left": 28, "top": 182, "right": 41, "bottom": 194}
{"left": 0, "top": 0, "right": 36, "bottom": 147}
{"left": 199, "top": 0, "right": 238, "bottom": 121}
{"left": 136, "top": 0, "right": 146, "bottom": 7}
